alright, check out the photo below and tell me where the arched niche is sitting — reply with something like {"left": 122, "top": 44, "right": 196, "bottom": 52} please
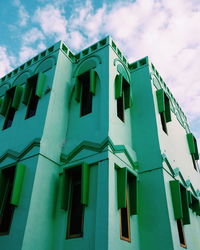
{"left": 13, "top": 71, "right": 31, "bottom": 86}
{"left": 73, "top": 55, "right": 102, "bottom": 78}
{"left": 34, "top": 56, "right": 56, "bottom": 74}
{"left": 114, "top": 58, "right": 131, "bottom": 83}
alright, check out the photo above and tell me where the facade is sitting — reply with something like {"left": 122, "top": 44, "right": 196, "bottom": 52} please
{"left": 0, "top": 36, "right": 199, "bottom": 250}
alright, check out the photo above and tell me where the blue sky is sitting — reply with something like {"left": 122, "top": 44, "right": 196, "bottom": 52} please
{"left": 0, "top": 0, "right": 200, "bottom": 147}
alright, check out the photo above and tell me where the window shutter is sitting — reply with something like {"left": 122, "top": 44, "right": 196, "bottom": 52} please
{"left": 156, "top": 89, "right": 165, "bottom": 113}
{"left": 23, "top": 81, "right": 32, "bottom": 105}
{"left": 129, "top": 175, "right": 138, "bottom": 215}
{"left": 117, "top": 168, "right": 127, "bottom": 209}
{"left": 0, "top": 93, "right": 10, "bottom": 116}
{"left": 10, "top": 164, "right": 25, "bottom": 206}
{"left": 191, "top": 195, "right": 200, "bottom": 215}
{"left": 75, "top": 78, "right": 81, "bottom": 102}
{"left": 170, "top": 180, "right": 183, "bottom": 220}
{"left": 81, "top": 162, "right": 90, "bottom": 206}
{"left": 187, "top": 133, "right": 196, "bottom": 154}
{"left": 181, "top": 186, "right": 190, "bottom": 225}
{"left": 61, "top": 169, "right": 70, "bottom": 210}
{"left": 187, "top": 133, "right": 199, "bottom": 160}
{"left": 115, "top": 74, "right": 123, "bottom": 99}
{"left": 36, "top": 73, "right": 46, "bottom": 98}
{"left": 89, "top": 69, "right": 96, "bottom": 95}
{"left": 12, "top": 86, "right": 23, "bottom": 110}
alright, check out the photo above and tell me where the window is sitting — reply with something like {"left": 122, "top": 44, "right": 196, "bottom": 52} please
{"left": 120, "top": 184, "right": 131, "bottom": 241}
{"left": 0, "top": 166, "right": 16, "bottom": 235}
{"left": 75, "top": 69, "right": 96, "bottom": 117}
{"left": 156, "top": 89, "right": 171, "bottom": 134}
{"left": 115, "top": 74, "right": 131, "bottom": 122}
{"left": 116, "top": 167, "right": 137, "bottom": 242}
{"left": 66, "top": 168, "right": 84, "bottom": 238}
{"left": 61, "top": 163, "right": 90, "bottom": 239}
{"left": 0, "top": 86, "right": 23, "bottom": 130}
{"left": 169, "top": 180, "right": 190, "bottom": 248}
{"left": 177, "top": 219, "right": 186, "bottom": 248}
{"left": 23, "top": 73, "right": 46, "bottom": 119}
{"left": 79, "top": 72, "right": 93, "bottom": 116}
{"left": 0, "top": 164, "right": 25, "bottom": 235}
{"left": 186, "top": 133, "right": 199, "bottom": 171}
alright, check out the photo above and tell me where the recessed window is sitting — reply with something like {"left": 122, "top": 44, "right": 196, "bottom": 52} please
{"left": 2, "top": 88, "right": 16, "bottom": 130}
{"left": 117, "top": 95, "right": 125, "bottom": 122}
{"left": 117, "top": 167, "right": 137, "bottom": 242}
{"left": 170, "top": 181, "right": 190, "bottom": 248}
{"left": 0, "top": 166, "right": 16, "bottom": 235}
{"left": 25, "top": 75, "right": 39, "bottom": 119}
{"left": 120, "top": 186, "right": 131, "bottom": 242}
{"left": 115, "top": 74, "right": 131, "bottom": 122}
{"left": 66, "top": 168, "right": 84, "bottom": 238}
{"left": 79, "top": 72, "right": 93, "bottom": 117}
{"left": 75, "top": 69, "right": 97, "bottom": 117}
{"left": 177, "top": 219, "right": 187, "bottom": 248}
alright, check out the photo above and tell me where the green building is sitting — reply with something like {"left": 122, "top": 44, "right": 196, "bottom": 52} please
{"left": 0, "top": 36, "right": 199, "bottom": 250}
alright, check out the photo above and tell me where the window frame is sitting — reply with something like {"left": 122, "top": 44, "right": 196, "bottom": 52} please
{"left": 0, "top": 166, "right": 16, "bottom": 235}
{"left": 66, "top": 170, "right": 85, "bottom": 239}
{"left": 120, "top": 184, "right": 131, "bottom": 242}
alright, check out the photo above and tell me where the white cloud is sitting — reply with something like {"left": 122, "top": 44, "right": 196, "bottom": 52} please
{"left": 23, "top": 28, "right": 45, "bottom": 45}
{"left": 0, "top": 47, "right": 16, "bottom": 78}
{"left": 13, "top": 0, "right": 29, "bottom": 26}
{"left": 33, "top": 4, "right": 68, "bottom": 40}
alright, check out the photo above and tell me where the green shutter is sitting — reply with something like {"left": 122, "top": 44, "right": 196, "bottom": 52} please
{"left": 186, "top": 133, "right": 199, "bottom": 160}
{"left": 180, "top": 186, "right": 190, "bottom": 225}
{"left": 61, "top": 169, "right": 70, "bottom": 210}
{"left": 23, "top": 81, "right": 32, "bottom": 105}
{"left": 75, "top": 78, "right": 81, "bottom": 102}
{"left": 115, "top": 74, "right": 123, "bottom": 99}
{"left": 170, "top": 180, "right": 183, "bottom": 220}
{"left": 10, "top": 164, "right": 25, "bottom": 206}
{"left": 124, "top": 85, "right": 131, "bottom": 109}
{"left": 89, "top": 69, "right": 96, "bottom": 95}
{"left": 117, "top": 168, "right": 127, "bottom": 209}
{"left": 129, "top": 175, "right": 138, "bottom": 215}
{"left": 156, "top": 89, "right": 165, "bottom": 113}
{"left": 191, "top": 195, "right": 200, "bottom": 215}
{"left": 187, "top": 133, "right": 196, "bottom": 154}
{"left": 165, "top": 95, "right": 171, "bottom": 122}
{"left": 0, "top": 93, "right": 10, "bottom": 116}
{"left": 36, "top": 73, "right": 46, "bottom": 98}
{"left": 81, "top": 162, "right": 90, "bottom": 206}
{"left": 12, "top": 86, "right": 23, "bottom": 110}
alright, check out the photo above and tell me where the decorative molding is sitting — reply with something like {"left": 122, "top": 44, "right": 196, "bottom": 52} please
{"left": 60, "top": 137, "right": 138, "bottom": 169}
{"left": 0, "top": 138, "right": 41, "bottom": 163}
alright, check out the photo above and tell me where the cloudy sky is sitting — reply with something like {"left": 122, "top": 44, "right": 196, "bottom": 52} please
{"left": 0, "top": 0, "right": 199, "bottom": 147}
